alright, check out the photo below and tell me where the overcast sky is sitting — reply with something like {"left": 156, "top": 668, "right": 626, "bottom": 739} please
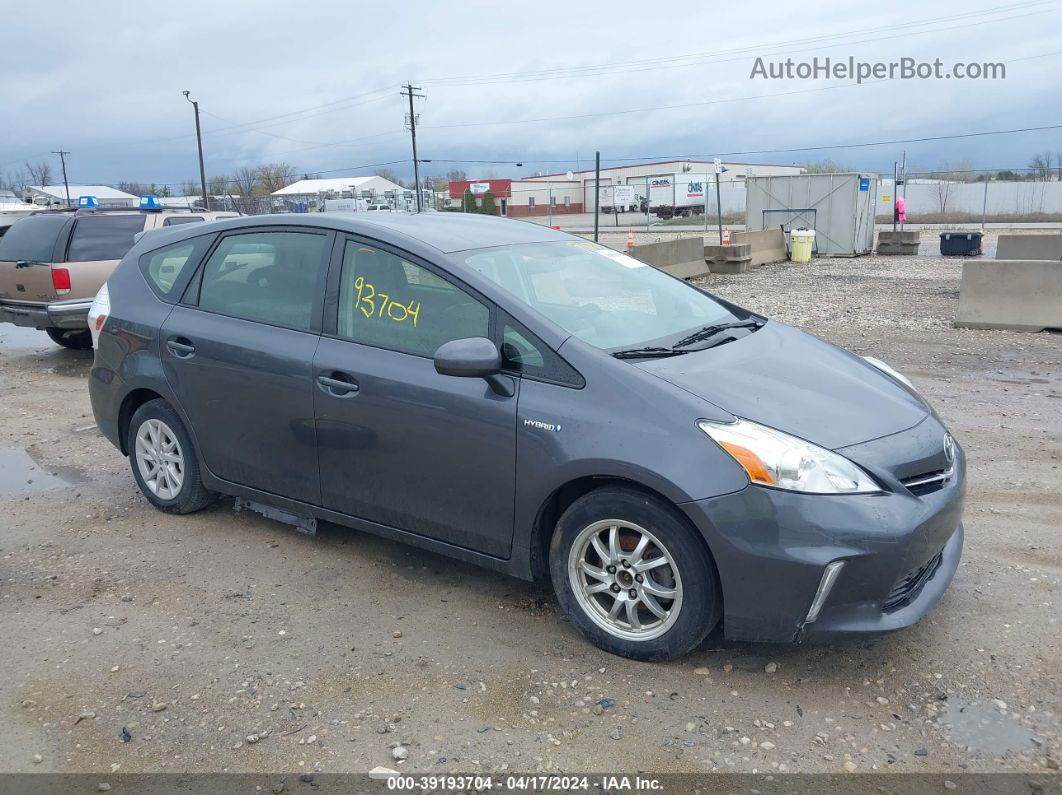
{"left": 4, "top": 0, "right": 1062, "bottom": 189}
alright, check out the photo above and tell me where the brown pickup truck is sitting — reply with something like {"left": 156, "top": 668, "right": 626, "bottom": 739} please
{"left": 0, "top": 207, "right": 235, "bottom": 348}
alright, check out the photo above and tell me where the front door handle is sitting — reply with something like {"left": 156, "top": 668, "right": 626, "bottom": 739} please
{"left": 166, "top": 337, "right": 196, "bottom": 358}
{"left": 317, "top": 372, "right": 360, "bottom": 397}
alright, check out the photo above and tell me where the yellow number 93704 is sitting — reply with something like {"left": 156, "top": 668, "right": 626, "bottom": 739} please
{"left": 354, "top": 276, "right": 421, "bottom": 327}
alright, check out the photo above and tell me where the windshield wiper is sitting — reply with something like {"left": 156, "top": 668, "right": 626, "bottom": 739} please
{"left": 672, "top": 319, "right": 764, "bottom": 349}
{"left": 611, "top": 346, "right": 688, "bottom": 360}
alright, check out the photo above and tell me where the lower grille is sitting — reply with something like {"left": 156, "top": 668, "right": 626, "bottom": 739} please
{"left": 883, "top": 551, "right": 943, "bottom": 612}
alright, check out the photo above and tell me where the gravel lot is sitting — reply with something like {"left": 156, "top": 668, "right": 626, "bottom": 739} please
{"left": 0, "top": 239, "right": 1059, "bottom": 780}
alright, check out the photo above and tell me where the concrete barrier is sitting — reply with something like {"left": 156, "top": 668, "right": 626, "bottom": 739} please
{"left": 955, "top": 259, "right": 1062, "bottom": 332}
{"left": 995, "top": 234, "right": 1062, "bottom": 261}
{"left": 630, "top": 237, "right": 708, "bottom": 279}
{"left": 705, "top": 243, "right": 753, "bottom": 274}
{"left": 731, "top": 229, "right": 787, "bottom": 266}
{"left": 876, "top": 230, "right": 920, "bottom": 255}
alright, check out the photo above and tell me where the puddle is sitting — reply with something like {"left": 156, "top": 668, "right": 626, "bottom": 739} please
{"left": 0, "top": 447, "right": 77, "bottom": 497}
{"left": 0, "top": 326, "right": 52, "bottom": 349}
{"left": 940, "top": 699, "right": 1037, "bottom": 754}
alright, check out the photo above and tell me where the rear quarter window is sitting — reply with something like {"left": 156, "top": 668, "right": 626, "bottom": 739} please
{"left": 162, "top": 216, "right": 206, "bottom": 227}
{"left": 0, "top": 214, "right": 69, "bottom": 262}
{"left": 67, "top": 214, "right": 146, "bottom": 262}
{"left": 138, "top": 235, "right": 214, "bottom": 301}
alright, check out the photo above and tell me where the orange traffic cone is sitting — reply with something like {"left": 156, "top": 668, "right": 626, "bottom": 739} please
{"left": 626, "top": 228, "right": 635, "bottom": 250}
{"left": 722, "top": 225, "right": 731, "bottom": 246}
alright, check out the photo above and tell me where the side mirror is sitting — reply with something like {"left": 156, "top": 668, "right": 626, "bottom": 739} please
{"left": 434, "top": 337, "right": 515, "bottom": 397}
{"left": 434, "top": 337, "right": 501, "bottom": 378}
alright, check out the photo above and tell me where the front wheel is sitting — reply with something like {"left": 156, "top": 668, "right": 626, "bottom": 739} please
{"left": 45, "top": 327, "right": 92, "bottom": 349}
{"left": 549, "top": 487, "right": 721, "bottom": 661}
{"left": 127, "top": 399, "right": 216, "bottom": 514}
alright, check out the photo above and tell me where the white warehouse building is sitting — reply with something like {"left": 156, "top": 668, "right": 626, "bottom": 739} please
{"left": 271, "top": 176, "right": 418, "bottom": 211}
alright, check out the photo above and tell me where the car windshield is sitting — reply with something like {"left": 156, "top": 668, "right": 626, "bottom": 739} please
{"left": 463, "top": 240, "right": 743, "bottom": 350}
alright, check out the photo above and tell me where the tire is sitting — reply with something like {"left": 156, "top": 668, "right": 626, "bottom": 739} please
{"left": 126, "top": 399, "right": 216, "bottom": 514}
{"left": 549, "top": 487, "right": 721, "bottom": 661}
{"left": 45, "top": 327, "right": 92, "bottom": 349}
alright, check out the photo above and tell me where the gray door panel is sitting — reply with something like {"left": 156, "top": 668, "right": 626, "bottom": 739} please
{"left": 313, "top": 336, "right": 518, "bottom": 558}
{"left": 161, "top": 306, "right": 322, "bottom": 503}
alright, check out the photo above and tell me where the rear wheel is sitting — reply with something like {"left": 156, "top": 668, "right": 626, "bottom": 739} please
{"left": 45, "top": 327, "right": 92, "bottom": 349}
{"left": 550, "top": 487, "right": 721, "bottom": 661}
{"left": 127, "top": 399, "right": 216, "bottom": 514}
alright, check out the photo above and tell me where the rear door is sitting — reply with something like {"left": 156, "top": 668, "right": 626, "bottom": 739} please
{"left": 63, "top": 213, "right": 148, "bottom": 299}
{"left": 161, "top": 226, "right": 334, "bottom": 503}
{"left": 0, "top": 214, "right": 70, "bottom": 304}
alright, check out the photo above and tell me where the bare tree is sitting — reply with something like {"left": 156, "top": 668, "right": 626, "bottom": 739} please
{"left": 374, "top": 167, "right": 404, "bottom": 186}
{"left": 179, "top": 179, "right": 200, "bottom": 197}
{"left": 26, "top": 160, "right": 53, "bottom": 186}
{"left": 114, "top": 181, "right": 149, "bottom": 196}
{"left": 256, "top": 162, "right": 297, "bottom": 194}
{"left": 207, "top": 175, "right": 230, "bottom": 195}
{"left": 800, "top": 158, "right": 853, "bottom": 174}
{"left": 1, "top": 167, "right": 30, "bottom": 195}
{"left": 231, "top": 167, "right": 259, "bottom": 196}
{"left": 445, "top": 169, "right": 467, "bottom": 183}
{"left": 1028, "top": 152, "right": 1054, "bottom": 181}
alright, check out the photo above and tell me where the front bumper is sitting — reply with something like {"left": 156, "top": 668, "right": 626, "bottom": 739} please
{"left": 0, "top": 298, "right": 92, "bottom": 330}
{"left": 680, "top": 417, "right": 966, "bottom": 643}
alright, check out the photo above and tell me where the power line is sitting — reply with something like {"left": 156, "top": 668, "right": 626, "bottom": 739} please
{"left": 419, "top": 1, "right": 1055, "bottom": 85}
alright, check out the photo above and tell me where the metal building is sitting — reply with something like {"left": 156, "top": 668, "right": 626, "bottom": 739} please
{"left": 745, "top": 173, "right": 879, "bottom": 256}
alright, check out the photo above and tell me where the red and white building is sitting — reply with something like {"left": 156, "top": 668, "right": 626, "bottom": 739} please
{"left": 449, "top": 160, "right": 805, "bottom": 217}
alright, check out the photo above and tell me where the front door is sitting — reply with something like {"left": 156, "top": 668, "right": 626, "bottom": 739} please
{"left": 313, "top": 237, "right": 518, "bottom": 557}
{"left": 162, "top": 227, "right": 333, "bottom": 504}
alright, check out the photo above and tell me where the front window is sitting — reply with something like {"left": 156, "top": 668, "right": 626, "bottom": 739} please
{"left": 463, "top": 240, "right": 744, "bottom": 351}
{"left": 337, "top": 240, "right": 488, "bottom": 357}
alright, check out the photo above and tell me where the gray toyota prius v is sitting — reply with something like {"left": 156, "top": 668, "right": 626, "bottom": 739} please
{"left": 87, "top": 213, "right": 965, "bottom": 660}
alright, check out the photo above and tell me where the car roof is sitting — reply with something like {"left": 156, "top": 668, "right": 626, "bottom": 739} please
{"left": 193, "top": 211, "right": 574, "bottom": 254}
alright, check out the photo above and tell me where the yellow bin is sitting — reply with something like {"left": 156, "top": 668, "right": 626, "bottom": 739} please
{"left": 790, "top": 229, "right": 815, "bottom": 263}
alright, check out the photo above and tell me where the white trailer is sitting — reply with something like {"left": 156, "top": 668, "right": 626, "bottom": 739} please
{"left": 645, "top": 174, "right": 709, "bottom": 219}
{"left": 598, "top": 184, "right": 639, "bottom": 213}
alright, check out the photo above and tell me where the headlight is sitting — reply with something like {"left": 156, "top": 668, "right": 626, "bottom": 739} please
{"left": 863, "top": 356, "right": 915, "bottom": 391}
{"left": 698, "top": 418, "right": 881, "bottom": 495}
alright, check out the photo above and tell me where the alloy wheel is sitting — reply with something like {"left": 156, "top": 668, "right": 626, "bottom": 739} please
{"left": 567, "top": 519, "right": 683, "bottom": 641}
{"left": 134, "top": 419, "right": 185, "bottom": 500}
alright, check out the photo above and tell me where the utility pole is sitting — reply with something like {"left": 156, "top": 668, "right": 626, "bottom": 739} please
{"left": 183, "top": 91, "right": 209, "bottom": 210}
{"left": 401, "top": 83, "right": 425, "bottom": 212}
{"left": 52, "top": 150, "right": 71, "bottom": 207}
{"left": 593, "top": 151, "right": 600, "bottom": 243}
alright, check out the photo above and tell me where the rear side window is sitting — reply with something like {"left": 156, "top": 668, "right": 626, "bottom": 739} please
{"left": 0, "top": 214, "right": 68, "bottom": 262}
{"left": 196, "top": 230, "right": 329, "bottom": 331}
{"left": 67, "top": 215, "right": 146, "bottom": 262}
{"left": 162, "top": 216, "right": 206, "bottom": 227}
{"left": 139, "top": 236, "right": 213, "bottom": 300}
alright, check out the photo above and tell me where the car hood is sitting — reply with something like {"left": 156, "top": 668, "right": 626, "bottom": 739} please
{"left": 636, "top": 321, "right": 929, "bottom": 450}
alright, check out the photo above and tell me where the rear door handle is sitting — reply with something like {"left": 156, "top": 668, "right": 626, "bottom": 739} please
{"left": 317, "top": 372, "right": 359, "bottom": 397}
{"left": 166, "top": 337, "right": 196, "bottom": 358}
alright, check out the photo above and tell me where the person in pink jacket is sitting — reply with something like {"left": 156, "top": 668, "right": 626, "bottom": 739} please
{"left": 895, "top": 195, "right": 907, "bottom": 223}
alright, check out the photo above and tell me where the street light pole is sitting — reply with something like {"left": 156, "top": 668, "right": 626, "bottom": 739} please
{"left": 183, "top": 91, "right": 209, "bottom": 210}
{"left": 52, "top": 150, "right": 71, "bottom": 207}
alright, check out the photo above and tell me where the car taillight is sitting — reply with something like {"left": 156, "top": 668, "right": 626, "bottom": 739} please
{"left": 52, "top": 268, "right": 71, "bottom": 294}
{"left": 87, "top": 283, "right": 110, "bottom": 348}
